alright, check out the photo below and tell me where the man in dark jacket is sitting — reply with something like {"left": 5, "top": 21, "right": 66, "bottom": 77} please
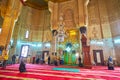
{"left": 78, "top": 56, "right": 82, "bottom": 67}
{"left": 48, "top": 56, "right": 50, "bottom": 65}
{"left": 19, "top": 60, "right": 26, "bottom": 72}
{"left": 12, "top": 54, "right": 16, "bottom": 64}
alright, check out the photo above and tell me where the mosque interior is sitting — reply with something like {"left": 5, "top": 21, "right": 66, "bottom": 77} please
{"left": 0, "top": 0, "right": 120, "bottom": 67}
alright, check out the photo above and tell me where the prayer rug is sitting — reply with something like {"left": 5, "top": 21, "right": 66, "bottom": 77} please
{"left": 52, "top": 67, "right": 80, "bottom": 72}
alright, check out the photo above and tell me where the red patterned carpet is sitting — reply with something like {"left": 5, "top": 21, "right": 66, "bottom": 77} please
{"left": 0, "top": 64, "right": 120, "bottom": 80}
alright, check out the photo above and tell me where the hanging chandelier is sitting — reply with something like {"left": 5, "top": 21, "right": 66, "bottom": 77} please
{"left": 57, "top": 15, "right": 67, "bottom": 42}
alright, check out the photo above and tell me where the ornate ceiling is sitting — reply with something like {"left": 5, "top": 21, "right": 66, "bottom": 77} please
{"left": 21, "top": 0, "right": 70, "bottom": 10}
{"left": 45, "top": 0, "right": 70, "bottom": 3}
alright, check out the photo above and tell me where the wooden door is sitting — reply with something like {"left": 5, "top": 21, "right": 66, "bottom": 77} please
{"left": 93, "top": 50, "right": 104, "bottom": 65}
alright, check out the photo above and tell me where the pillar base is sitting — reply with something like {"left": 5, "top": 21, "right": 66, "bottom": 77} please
{"left": 84, "top": 65, "right": 92, "bottom": 69}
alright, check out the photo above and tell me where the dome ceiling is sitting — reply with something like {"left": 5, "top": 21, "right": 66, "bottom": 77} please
{"left": 21, "top": 0, "right": 70, "bottom": 10}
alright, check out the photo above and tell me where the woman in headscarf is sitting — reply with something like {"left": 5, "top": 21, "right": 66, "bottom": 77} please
{"left": 107, "top": 56, "right": 114, "bottom": 70}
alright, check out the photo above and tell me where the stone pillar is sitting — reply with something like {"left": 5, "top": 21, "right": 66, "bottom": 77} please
{"left": 0, "top": 0, "right": 22, "bottom": 55}
{"left": 80, "top": 26, "right": 92, "bottom": 68}
{"left": 77, "top": 0, "right": 85, "bottom": 26}
{"left": 48, "top": 1, "right": 58, "bottom": 30}
{"left": 51, "top": 30, "right": 58, "bottom": 53}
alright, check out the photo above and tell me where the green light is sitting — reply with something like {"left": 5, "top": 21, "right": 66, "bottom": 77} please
{"left": 66, "top": 47, "right": 71, "bottom": 52}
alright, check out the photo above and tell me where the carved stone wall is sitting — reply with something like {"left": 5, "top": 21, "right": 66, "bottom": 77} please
{"left": 105, "top": 0, "right": 120, "bottom": 37}
{"left": 12, "top": 6, "right": 52, "bottom": 56}
{"left": 49, "top": 0, "right": 86, "bottom": 30}
{"left": 105, "top": 0, "right": 120, "bottom": 65}
{"left": 48, "top": 0, "right": 86, "bottom": 57}
{"left": 88, "top": 0, "right": 120, "bottom": 65}
{"left": 88, "top": 0, "right": 112, "bottom": 39}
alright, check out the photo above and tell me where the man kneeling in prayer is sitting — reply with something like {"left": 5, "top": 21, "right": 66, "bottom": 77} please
{"left": 19, "top": 59, "right": 26, "bottom": 72}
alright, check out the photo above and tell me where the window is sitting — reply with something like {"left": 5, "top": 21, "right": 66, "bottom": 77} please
{"left": 25, "top": 30, "right": 29, "bottom": 38}
{"left": 0, "top": 28, "right": 2, "bottom": 34}
{"left": 20, "top": 45, "right": 29, "bottom": 57}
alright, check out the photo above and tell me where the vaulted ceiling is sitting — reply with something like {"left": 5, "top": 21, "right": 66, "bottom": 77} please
{"left": 21, "top": 0, "right": 70, "bottom": 10}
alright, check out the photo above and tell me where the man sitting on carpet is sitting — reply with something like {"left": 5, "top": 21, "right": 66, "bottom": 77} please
{"left": 19, "top": 58, "right": 26, "bottom": 72}
{"left": 2, "top": 50, "right": 9, "bottom": 69}
{"left": 107, "top": 56, "right": 114, "bottom": 70}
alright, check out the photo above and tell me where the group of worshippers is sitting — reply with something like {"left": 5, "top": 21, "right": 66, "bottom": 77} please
{"left": 12, "top": 54, "right": 27, "bottom": 72}
{"left": 33, "top": 53, "right": 60, "bottom": 66}
{"left": 19, "top": 55, "right": 114, "bottom": 72}
{"left": 1, "top": 50, "right": 114, "bottom": 73}
{"left": 1, "top": 51, "right": 26, "bottom": 72}
{"left": 18, "top": 55, "right": 114, "bottom": 72}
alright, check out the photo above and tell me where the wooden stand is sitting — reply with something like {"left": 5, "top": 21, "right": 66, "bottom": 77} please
{"left": 81, "top": 34, "right": 92, "bottom": 69}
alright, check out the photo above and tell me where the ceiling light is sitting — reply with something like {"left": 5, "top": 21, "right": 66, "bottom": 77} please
{"left": 0, "top": 28, "right": 2, "bottom": 34}
{"left": 23, "top": 0, "right": 27, "bottom": 2}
